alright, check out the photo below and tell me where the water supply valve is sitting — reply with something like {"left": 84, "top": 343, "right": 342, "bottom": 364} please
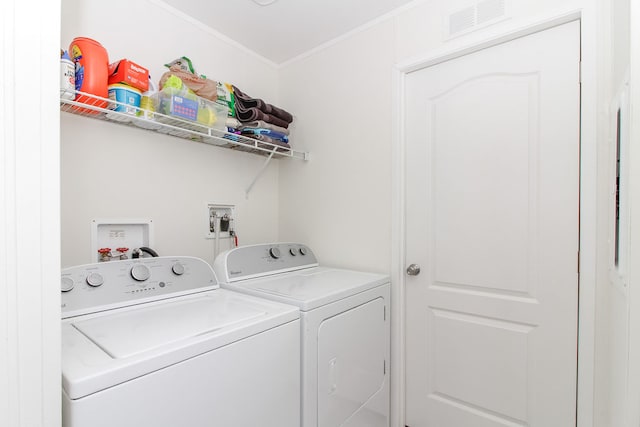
{"left": 115, "top": 247, "right": 129, "bottom": 260}
{"left": 98, "top": 247, "right": 112, "bottom": 262}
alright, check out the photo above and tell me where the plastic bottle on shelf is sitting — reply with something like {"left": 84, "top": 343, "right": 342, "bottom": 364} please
{"left": 134, "top": 76, "right": 162, "bottom": 130}
{"left": 138, "top": 76, "right": 157, "bottom": 116}
{"left": 69, "top": 37, "right": 109, "bottom": 111}
{"left": 60, "top": 49, "right": 75, "bottom": 100}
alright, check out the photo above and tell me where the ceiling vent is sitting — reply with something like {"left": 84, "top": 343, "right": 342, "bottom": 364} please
{"left": 446, "top": 0, "right": 508, "bottom": 39}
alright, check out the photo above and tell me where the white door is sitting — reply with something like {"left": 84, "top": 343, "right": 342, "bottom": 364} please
{"left": 404, "top": 21, "right": 580, "bottom": 427}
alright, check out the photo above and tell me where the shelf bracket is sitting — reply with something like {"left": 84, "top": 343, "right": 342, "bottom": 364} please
{"left": 245, "top": 147, "right": 278, "bottom": 198}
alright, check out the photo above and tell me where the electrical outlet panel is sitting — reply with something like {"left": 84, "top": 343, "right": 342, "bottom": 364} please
{"left": 205, "top": 204, "right": 235, "bottom": 240}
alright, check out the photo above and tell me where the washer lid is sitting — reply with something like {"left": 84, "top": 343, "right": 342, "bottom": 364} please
{"left": 62, "top": 289, "right": 300, "bottom": 400}
{"left": 73, "top": 294, "right": 265, "bottom": 359}
{"left": 226, "top": 267, "right": 389, "bottom": 311}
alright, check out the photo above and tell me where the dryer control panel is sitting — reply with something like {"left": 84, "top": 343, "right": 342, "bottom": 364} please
{"left": 61, "top": 256, "right": 218, "bottom": 318}
{"left": 214, "top": 243, "right": 319, "bottom": 283}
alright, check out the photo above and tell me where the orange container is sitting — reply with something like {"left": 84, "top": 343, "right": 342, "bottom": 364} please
{"left": 69, "top": 37, "right": 109, "bottom": 112}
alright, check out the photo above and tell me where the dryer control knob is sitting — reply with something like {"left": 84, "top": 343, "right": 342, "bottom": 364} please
{"left": 61, "top": 277, "right": 75, "bottom": 292}
{"left": 299, "top": 247, "right": 308, "bottom": 256}
{"left": 172, "top": 262, "right": 185, "bottom": 276}
{"left": 86, "top": 272, "right": 104, "bottom": 287}
{"left": 131, "top": 264, "right": 151, "bottom": 282}
{"left": 289, "top": 248, "right": 297, "bottom": 256}
{"left": 269, "top": 247, "right": 281, "bottom": 259}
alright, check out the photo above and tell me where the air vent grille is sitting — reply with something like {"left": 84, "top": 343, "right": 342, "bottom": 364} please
{"left": 477, "top": 0, "right": 505, "bottom": 24}
{"left": 447, "top": 0, "right": 507, "bottom": 38}
{"left": 449, "top": 7, "right": 476, "bottom": 35}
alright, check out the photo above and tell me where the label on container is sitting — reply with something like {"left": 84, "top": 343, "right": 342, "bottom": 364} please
{"left": 108, "top": 85, "right": 141, "bottom": 115}
{"left": 170, "top": 95, "right": 198, "bottom": 121}
{"left": 70, "top": 45, "right": 84, "bottom": 92}
{"left": 60, "top": 59, "right": 75, "bottom": 100}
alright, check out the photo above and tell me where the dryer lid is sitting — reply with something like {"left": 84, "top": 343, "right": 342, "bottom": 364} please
{"left": 72, "top": 293, "right": 266, "bottom": 359}
{"left": 229, "top": 267, "right": 389, "bottom": 311}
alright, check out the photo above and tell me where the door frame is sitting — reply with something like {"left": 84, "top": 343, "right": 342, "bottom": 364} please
{"left": 1, "top": 0, "right": 61, "bottom": 426}
{"left": 626, "top": 1, "right": 640, "bottom": 425}
{"left": 391, "top": 9, "right": 597, "bottom": 427}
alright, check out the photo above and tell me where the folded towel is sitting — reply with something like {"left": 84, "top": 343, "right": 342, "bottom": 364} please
{"left": 238, "top": 120, "right": 290, "bottom": 135}
{"left": 225, "top": 117, "right": 241, "bottom": 129}
{"left": 241, "top": 128, "right": 289, "bottom": 143}
{"left": 235, "top": 102, "right": 291, "bottom": 128}
{"left": 232, "top": 85, "right": 294, "bottom": 124}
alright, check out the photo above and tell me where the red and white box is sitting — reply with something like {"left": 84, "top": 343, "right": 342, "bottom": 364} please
{"left": 108, "top": 59, "right": 149, "bottom": 92}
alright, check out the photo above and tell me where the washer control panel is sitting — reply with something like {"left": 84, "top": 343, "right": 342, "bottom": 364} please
{"left": 61, "top": 256, "right": 218, "bottom": 318}
{"left": 214, "top": 243, "right": 318, "bottom": 282}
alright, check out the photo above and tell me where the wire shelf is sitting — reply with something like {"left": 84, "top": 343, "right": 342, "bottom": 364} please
{"left": 60, "top": 90, "right": 308, "bottom": 160}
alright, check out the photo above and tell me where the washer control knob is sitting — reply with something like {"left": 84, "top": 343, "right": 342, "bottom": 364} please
{"left": 289, "top": 248, "right": 297, "bottom": 256}
{"left": 61, "top": 277, "right": 75, "bottom": 292}
{"left": 86, "top": 272, "right": 104, "bottom": 287}
{"left": 172, "top": 262, "right": 185, "bottom": 276}
{"left": 269, "top": 247, "right": 281, "bottom": 259}
{"left": 299, "top": 247, "right": 308, "bottom": 256}
{"left": 131, "top": 264, "right": 151, "bottom": 282}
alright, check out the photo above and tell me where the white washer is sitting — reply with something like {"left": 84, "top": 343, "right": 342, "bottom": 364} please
{"left": 214, "top": 243, "right": 390, "bottom": 427}
{"left": 61, "top": 256, "right": 301, "bottom": 427}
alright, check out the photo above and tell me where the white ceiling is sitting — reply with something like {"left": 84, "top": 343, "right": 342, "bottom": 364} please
{"left": 160, "top": 0, "right": 417, "bottom": 65}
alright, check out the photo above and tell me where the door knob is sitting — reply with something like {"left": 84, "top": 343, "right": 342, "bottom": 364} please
{"left": 406, "top": 264, "right": 421, "bottom": 276}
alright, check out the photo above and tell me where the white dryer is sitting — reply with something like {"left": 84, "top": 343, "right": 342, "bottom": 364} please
{"left": 214, "top": 243, "right": 390, "bottom": 427}
{"left": 61, "top": 256, "right": 300, "bottom": 427}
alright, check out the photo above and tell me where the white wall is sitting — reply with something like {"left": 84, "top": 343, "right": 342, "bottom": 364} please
{"left": 611, "top": 0, "right": 630, "bottom": 87}
{"left": 60, "top": 0, "right": 284, "bottom": 267}
{"left": 278, "top": 21, "right": 395, "bottom": 273}
{"left": 1, "top": 0, "right": 61, "bottom": 426}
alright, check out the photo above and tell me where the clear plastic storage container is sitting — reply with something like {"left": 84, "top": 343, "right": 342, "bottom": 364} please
{"left": 154, "top": 87, "right": 228, "bottom": 131}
